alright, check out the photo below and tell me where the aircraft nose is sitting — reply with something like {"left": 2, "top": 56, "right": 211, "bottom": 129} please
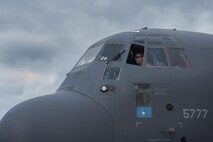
{"left": 0, "top": 91, "right": 114, "bottom": 142}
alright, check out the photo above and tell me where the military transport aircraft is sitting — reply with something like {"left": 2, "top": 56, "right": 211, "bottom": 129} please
{"left": 0, "top": 28, "right": 212, "bottom": 142}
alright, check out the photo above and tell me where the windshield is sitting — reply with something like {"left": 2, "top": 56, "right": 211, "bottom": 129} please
{"left": 75, "top": 44, "right": 103, "bottom": 67}
{"left": 96, "top": 44, "right": 127, "bottom": 62}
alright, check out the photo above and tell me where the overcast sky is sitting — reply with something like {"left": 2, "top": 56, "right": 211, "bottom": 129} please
{"left": 0, "top": 0, "right": 213, "bottom": 119}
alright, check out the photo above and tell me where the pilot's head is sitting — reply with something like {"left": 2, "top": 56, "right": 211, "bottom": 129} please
{"left": 135, "top": 53, "right": 144, "bottom": 66}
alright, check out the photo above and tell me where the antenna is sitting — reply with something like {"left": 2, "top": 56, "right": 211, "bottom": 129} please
{"left": 139, "top": 27, "right": 148, "bottom": 32}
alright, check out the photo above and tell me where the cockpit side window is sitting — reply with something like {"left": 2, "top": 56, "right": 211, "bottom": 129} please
{"left": 127, "top": 44, "right": 144, "bottom": 66}
{"left": 146, "top": 48, "right": 168, "bottom": 66}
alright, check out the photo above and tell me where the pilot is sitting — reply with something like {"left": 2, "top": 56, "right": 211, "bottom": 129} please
{"left": 135, "top": 53, "right": 144, "bottom": 66}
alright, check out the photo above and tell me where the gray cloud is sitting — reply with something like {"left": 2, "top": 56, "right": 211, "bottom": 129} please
{"left": 0, "top": 44, "right": 56, "bottom": 66}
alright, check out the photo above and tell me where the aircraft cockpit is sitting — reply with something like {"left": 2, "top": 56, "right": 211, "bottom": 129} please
{"left": 60, "top": 33, "right": 192, "bottom": 98}
{"left": 74, "top": 34, "right": 191, "bottom": 70}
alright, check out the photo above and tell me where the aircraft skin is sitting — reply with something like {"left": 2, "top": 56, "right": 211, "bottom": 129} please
{"left": 0, "top": 28, "right": 212, "bottom": 142}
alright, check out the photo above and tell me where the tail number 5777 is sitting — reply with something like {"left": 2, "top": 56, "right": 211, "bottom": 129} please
{"left": 183, "top": 109, "right": 208, "bottom": 119}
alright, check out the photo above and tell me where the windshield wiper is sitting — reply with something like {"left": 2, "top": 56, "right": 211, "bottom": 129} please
{"left": 106, "top": 49, "right": 126, "bottom": 66}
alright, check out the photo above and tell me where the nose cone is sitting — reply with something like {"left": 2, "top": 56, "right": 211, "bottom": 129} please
{"left": 0, "top": 91, "right": 114, "bottom": 142}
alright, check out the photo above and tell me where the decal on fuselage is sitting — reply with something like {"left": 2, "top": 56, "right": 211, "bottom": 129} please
{"left": 135, "top": 84, "right": 152, "bottom": 118}
{"left": 136, "top": 107, "right": 152, "bottom": 118}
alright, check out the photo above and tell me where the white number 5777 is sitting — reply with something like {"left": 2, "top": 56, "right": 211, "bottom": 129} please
{"left": 183, "top": 109, "right": 208, "bottom": 119}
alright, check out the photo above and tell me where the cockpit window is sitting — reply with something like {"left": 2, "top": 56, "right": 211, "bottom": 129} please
{"left": 127, "top": 35, "right": 191, "bottom": 69}
{"left": 167, "top": 48, "right": 191, "bottom": 68}
{"left": 102, "top": 67, "right": 121, "bottom": 80}
{"left": 146, "top": 48, "right": 168, "bottom": 66}
{"left": 75, "top": 44, "right": 103, "bottom": 67}
{"left": 133, "top": 35, "right": 146, "bottom": 44}
{"left": 147, "top": 35, "right": 163, "bottom": 45}
{"left": 96, "top": 44, "right": 126, "bottom": 62}
{"left": 163, "top": 36, "right": 179, "bottom": 46}
{"left": 127, "top": 44, "right": 144, "bottom": 66}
